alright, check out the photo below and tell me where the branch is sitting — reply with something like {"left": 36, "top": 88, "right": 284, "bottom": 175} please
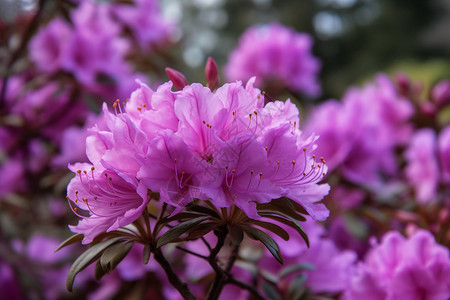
{"left": 152, "top": 245, "right": 197, "bottom": 300}
{"left": 227, "top": 277, "right": 265, "bottom": 300}
{"left": 0, "top": 0, "right": 47, "bottom": 112}
{"left": 206, "top": 227, "right": 230, "bottom": 300}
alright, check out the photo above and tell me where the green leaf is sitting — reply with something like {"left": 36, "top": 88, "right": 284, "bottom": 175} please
{"left": 275, "top": 197, "right": 308, "bottom": 215}
{"left": 259, "top": 213, "right": 310, "bottom": 248}
{"left": 66, "top": 237, "right": 124, "bottom": 292}
{"left": 279, "top": 263, "right": 316, "bottom": 279}
{"left": 143, "top": 244, "right": 151, "bottom": 265}
{"left": 288, "top": 273, "right": 308, "bottom": 300}
{"left": 229, "top": 226, "right": 244, "bottom": 246}
{"left": 55, "top": 234, "right": 84, "bottom": 252}
{"left": 99, "top": 241, "right": 133, "bottom": 275}
{"left": 242, "top": 225, "right": 283, "bottom": 264}
{"left": 186, "top": 203, "right": 221, "bottom": 219}
{"left": 156, "top": 216, "right": 210, "bottom": 248}
{"left": 94, "top": 260, "right": 106, "bottom": 281}
{"left": 252, "top": 220, "right": 290, "bottom": 241}
{"left": 186, "top": 222, "right": 219, "bottom": 240}
{"left": 261, "top": 282, "right": 282, "bottom": 300}
{"left": 161, "top": 211, "right": 209, "bottom": 224}
{"left": 257, "top": 200, "right": 307, "bottom": 221}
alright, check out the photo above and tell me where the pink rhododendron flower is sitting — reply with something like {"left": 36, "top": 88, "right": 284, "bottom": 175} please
{"left": 260, "top": 218, "right": 357, "bottom": 294}
{"left": 439, "top": 126, "right": 450, "bottom": 184}
{"left": 405, "top": 129, "right": 440, "bottom": 203}
{"left": 225, "top": 23, "right": 321, "bottom": 97}
{"left": 69, "top": 76, "right": 329, "bottom": 239}
{"left": 305, "top": 74, "right": 414, "bottom": 187}
{"left": 29, "top": 17, "right": 72, "bottom": 73}
{"left": 342, "top": 230, "right": 450, "bottom": 300}
{"left": 67, "top": 162, "right": 148, "bottom": 244}
{"left": 111, "top": 0, "right": 174, "bottom": 49}
{"left": 128, "top": 78, "right": 329, "bottom": 219}
{"left": 0, "top": 260, "right": 23, "bottom": 300}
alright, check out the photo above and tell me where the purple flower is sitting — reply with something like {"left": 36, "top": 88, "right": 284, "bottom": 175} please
{"left": 67, "top": 162, "right": 148, "bottom": 244}
{"left": 405, "top": 129, "right": 440, "bottom": 203}
{"left": 29, "top": 17, "right": 72, "bottom": 73}
{"left": 69, "top": 76, "right": 329, "bottom": 241}
{"left": 0, "top": 260, "right": 23, "bottom": 300}
{"left": 225, "top": 23, "right": 321, "bottom": 97}
{"left": 0, "top": 156, "right": 25, "bottom": 198}
{"left": 111, "top": 0, "right": 174, "bottom": 49}
{"left": 260, "top": 218, "right": 357, "bottom": 294}
{"left": 133, "top": 79, "right": 329, "bottom": 219}
{"left": 342, "top": 230, "right": 450, "bottom": 300}
{"left": 439, "top": 126, "right": 450, "bottom": 185}
{"left": 305, "top": 74, "right": 414, "bottom": 187}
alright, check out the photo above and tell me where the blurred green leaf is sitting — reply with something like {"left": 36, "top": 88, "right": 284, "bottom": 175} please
{"left": 279, "top": 263, "right": 316, "bottom": 280}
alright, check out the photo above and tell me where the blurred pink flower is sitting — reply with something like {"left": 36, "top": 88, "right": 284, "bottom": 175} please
{"left": 306, "top": 74, "right": 414, "bottom": 187}
{"left": 260, "top": 218, "right": 357, "bottom": 294}
{"left": 111, "top": 0, "right": 174, "bottom": 49}
{"left": 343, "top": 230, "right": 450, "bottom": 300}
{"left": 405, "top": 129, "right": 440, "bottom": 203}
{"left": 225, "top": 23, "right": 321, "bottom": 97}
{"left": 439, "top": 126, "right": 450, "bottom": 184}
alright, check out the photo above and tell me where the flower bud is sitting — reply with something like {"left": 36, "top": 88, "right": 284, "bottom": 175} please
{"left": 205, "top": 57, "right": 219, "bottom": 91}
{"left": 419, "top": 101, "right": 436, "bottom": 117}
{"left": 395, "top": 72, "right": 411, "bottom": 95}
{"left": 431, "top": 79, "right": 450, "bottom": 107}
{"left": 165, "top": 67, "right": 189, "bottom": 90}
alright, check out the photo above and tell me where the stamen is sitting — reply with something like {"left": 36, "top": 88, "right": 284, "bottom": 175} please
{"left": 246, "top": 170, "right": 254, "bottom": 190}
{"left": 256, "top": 172, "right": 263, "bottom": 189}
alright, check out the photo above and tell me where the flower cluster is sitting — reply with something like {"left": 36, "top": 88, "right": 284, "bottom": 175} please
{"left": 29, "top": 0, "right": 172, "bottom": 100}
{"left": 225, "top": 23, "right": 321, "bottom": 98}
{"left": 305, "top": 74, "right": 414, "bottom": 187}
{"left": 343, "top": 230, "right": 450, "bottom": 300}
{"left": 68, "top": 76, "right": 330, "bottom": 243}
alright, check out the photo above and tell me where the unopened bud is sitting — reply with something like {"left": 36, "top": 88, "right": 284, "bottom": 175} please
{"left": 205, "top": 57, "right": 219, "bottom": 91}
{"left": 395, "top": 72, "right": 411, "bottom": 95}
{"left": 419, "top": 101, "right": 436, "bottom": 117}
{"left": 431, "top": 79, "right": 450, "bottom": 107}
{"left": 165, "top": 67, "right": 189, "bottom": 91}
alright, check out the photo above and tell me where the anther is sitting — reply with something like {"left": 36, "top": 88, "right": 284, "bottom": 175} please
{"left": 91, "top": 167, "right": 95, "bottom": 171}
{"left": 292, "top": 160, "right": 296, "bottom": 165}
{"left": 77, "top": 170, "right": 81, "bottom": 174}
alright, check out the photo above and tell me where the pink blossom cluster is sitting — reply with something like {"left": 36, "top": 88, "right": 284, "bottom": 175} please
{"left": 405, "top": 126, "right": 450, "bottom": 203}
{"left": 225, "top": 23, "right": 321, "bottom": 98}
{"left": 305, "top": 74, "right": 414, "bottom": 187}
{"left": 29, "top": 0, "right": 172, "bottom": 100}
{"left": 67, "top": 78, "right": 330, "bottom": 243}
{"left": 343, "top": 230, "right": 450, "bottom": 300}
